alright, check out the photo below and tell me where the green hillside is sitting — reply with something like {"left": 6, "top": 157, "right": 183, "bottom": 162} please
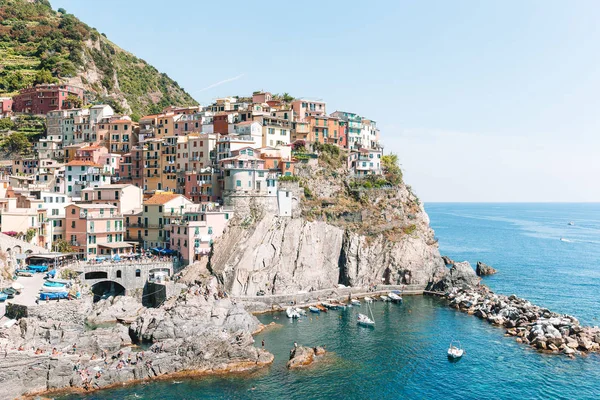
{"left": 0, "top": 0, "right": 198, "bottom": 118}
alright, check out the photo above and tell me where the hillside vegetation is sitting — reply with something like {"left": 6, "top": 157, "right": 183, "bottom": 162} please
{"left": 0, "top": 0, "right": 198, "bottom": 117}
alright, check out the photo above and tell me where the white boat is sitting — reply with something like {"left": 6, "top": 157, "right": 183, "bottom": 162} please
{"left": 568, "top": 221, "right": 575, "bottom": 226}
{"left": 309, "top": 306, "right": 320, "bottom": 313}
{"left": 286, "top": 307, "right": 300, "bottom": 319}
{"left": 364, "top": 296, "right": 373, "bottom": 303}
{"left": 447, "top": 340, "right": 464, "bottom": 359}
{"left": 351, "top": 299, "right": 361, "bottom": 306}
{"left": 39, "top": 286, "right": 67, "bottom": 293}
{"left": 357, "top": 302, "right": 375, "bottom": 327}
{"left": 379, "top": 295, "right": 390, "bottom": 302}
{"left": 388, "top": 293, "right": 403, "bottom": 303}
{"left": 297, "top": 308, "right": 307, "bottom": 316}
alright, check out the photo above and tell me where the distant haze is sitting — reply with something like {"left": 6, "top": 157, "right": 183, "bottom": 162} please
{"left": 52, "top": 0, "right": 600, "bottom": 202}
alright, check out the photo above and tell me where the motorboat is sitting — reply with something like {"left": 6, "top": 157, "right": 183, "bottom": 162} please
{"left": 28, "top": 265, "right": 49, "bottom": 273}
{"left": 43, "top": 281, "right": 66, "bottom": 288}
{"left": 39, "top": 286, "right": 67, "bottom": 293}
{"left": 316, "top": 304, "right": 327, "bottom": 312}
{"left": 568, "top": 221, "right": 575, "bottom": 226}
{"left": 364, "top": 296, "right": 373, "bottom": 303}
{"left": 2, "top": 288, "right": 16, "bottom": 298}
{"left": 309, "top": 306, "right": 320, "bottom": 313}
{"left": 448, "top": 340, "right": 464, "bottom": 360}
{"left": 286, "top": 307, "right": 300, "bottom": 319}
{"left": 379, "top": 295, "right": 390, "bottom": 302}
{"left": 39, "top": 292, "right": 69, "bottom": 300}
{"left": 297, "top": 308, "right": 307, "bottom": 316}
{"left": 351, "top": 299, "right": 361, "bottom": 306}
{"left": 0, "top": 292, "right": 7, "bottom": 302}
{"left": 388, "top": 292, "right": 403, "bottom": 303}
{"left": 322, "top": 302, "right": 338, "bottom": 310}
{"left": 47, "top": 278, "right": 73, "bottom": 285}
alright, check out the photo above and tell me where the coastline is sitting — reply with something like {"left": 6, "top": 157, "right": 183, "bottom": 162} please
{"left": 23, "top": 357, "right": 275, "bottom": 399}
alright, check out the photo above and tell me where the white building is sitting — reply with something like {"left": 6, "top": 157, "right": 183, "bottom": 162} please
{"left": 64, "top": 160, "right": 111, "bottom": 197}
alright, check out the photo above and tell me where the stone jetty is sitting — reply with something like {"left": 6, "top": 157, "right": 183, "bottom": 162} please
{"left": 444, "top": 285, "right": 600, "bottom": 356}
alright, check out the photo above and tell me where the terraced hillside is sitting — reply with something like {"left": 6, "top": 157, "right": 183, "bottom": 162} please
{"left": 0, "top": 0, "right": 198, "bottom": 118}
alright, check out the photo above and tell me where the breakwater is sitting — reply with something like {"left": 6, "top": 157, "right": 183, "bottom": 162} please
{"left": 439, "top": 285, "right": 600, "bottom": 355}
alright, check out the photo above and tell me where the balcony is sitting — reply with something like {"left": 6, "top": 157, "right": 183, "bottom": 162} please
{"left": 70, "top": 241, "right": 79, "bottom": 246}
{"left": 80, "top": 211, "right": 123, "bottom": 219}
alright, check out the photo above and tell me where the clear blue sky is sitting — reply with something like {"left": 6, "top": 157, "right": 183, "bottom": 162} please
{"left": 51, "top": 0, "right": 600, "bottom": 202}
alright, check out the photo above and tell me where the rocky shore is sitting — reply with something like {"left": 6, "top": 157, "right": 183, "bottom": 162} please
{"left": 436, "top": 261, "right": 600, "bottom": 356}
{"left": 287, "top": 345, "right": 326, "bottom": 369}
{"left": 0, "top": 278, "right": 272, "bottom": 399}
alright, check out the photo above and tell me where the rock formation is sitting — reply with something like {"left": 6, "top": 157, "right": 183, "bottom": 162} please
{"left": 432, "top": 261, "right": 480, "bottom": 291}
{"left": 443, "top": 285, "right": 600, "bottom": 356}
{"left": 287, "top": 345, "right": 326, "bottom": 369}
{"left": 476, "top": 261, "right": 497, "bottom": 276}
{"left": 441, "top": 255, "right": 455, "bottom": 266}
{"left": 0, "top": 279, "right": 272, "bottom": 399}
{"left": 200, "top": 159, "right": 446, "bottom": 296}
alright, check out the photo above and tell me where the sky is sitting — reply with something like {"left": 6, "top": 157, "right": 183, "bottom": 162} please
{"left": 50, "top": 0, "right": 600, "bottom": 202}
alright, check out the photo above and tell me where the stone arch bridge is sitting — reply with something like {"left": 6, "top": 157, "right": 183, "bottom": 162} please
{"left": 80, "top": 261, "right": 173, "bottom": 295}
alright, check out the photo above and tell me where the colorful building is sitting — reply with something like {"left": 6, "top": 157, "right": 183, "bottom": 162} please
{"left": 12, "top": 84, "right": 84, "bottom": 115}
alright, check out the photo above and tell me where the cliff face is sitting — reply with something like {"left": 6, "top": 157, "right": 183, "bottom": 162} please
{"left": 201, "top": 153, "right": 445, "bottom": 296}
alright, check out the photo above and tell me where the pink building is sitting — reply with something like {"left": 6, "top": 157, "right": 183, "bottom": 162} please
{"left": 168, "top": 205, "right": 232, "bottom": 264}
{"left": 65, "top": 204, "right": 129, "bottom": 259}
{"left": 252, "top": 92, "right": 272, "bottom": 104}
{"left": 75, "top": 145, "right": 108, "bottom": 164}
{"left": 12, "top": 84, "right": 84, "bottom": 115}
{"left": 183, "top": 167, "right": 220, "bottom": 203}
{"left": 291, "top": 99, "right": 326, "bottom": 121}
{"left": 0, "top": 97, "right": 13, "bottom": 117}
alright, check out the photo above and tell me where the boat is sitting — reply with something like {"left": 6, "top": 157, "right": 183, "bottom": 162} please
{"left": 351, "top": 299, "right": 361, "bottom": 306}
{"left": 364, "top": 296, "right": 373, "bottom": 303}
{"left": 40, "top": 286, "right": 68, "bottom": 293}
{"left": 28, "top": 265, "right": 49, "bottom": 273}
{"left": 447, "top": 340, "right": 464, "bottom": 360}
{"left": 309, "top": 306, "right": 320, "bottom": 313}
{"left": 47, "top": 278, "right": 72, "bottom": 285}
{"left": 322, "top": 302, "right": 338, "bottom": 310}
{"left": 16, "top": 270, "right": 33, "bottom": 277}
{"left": 2, "top": 288, "right": 16, "bottom": 298}
{"left": 379, "top": 295, "right": 390, "bottom": 302}
{"left": 43, "top": 281, "right": 66, "bottom": 288}
{"left": 297, "top": 308, "right": 307, "bottom": 316}
{"left": 39, "top": 292, "right": 69, "bottom": 300}
{"left": 357, "top": 302, "right": 376, "bottom": 327}
{"left": 316, "top": 304, "right": 327, "bottom": 312}
{"left": 388, "top": 292, "right": 403, "bottom": 303}
{"left": 568, "top": 221, "right": 575, "bottom": 226}
{"left": 286, "top": 307, "right": 300, "bottom": 319}
{"left": 0, "top": 292, "right": 7, "bottom": 302}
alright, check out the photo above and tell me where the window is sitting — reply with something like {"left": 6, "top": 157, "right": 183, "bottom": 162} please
{"left": 144, "top": 206, "right": 148, "bottom": 212}
{"left": 71, "top": 208, "right": 75, "bottom": 214}
{"left": 71, "top": 221, "right": 75, "bottom": 228}
{"left": 236, "top": 180, "right": 241, "bottom": 187}
{"left": 116, "top": 270, "right": 122, "bottom": 278}
{"left": 135, "top": 269, "right": 141, "bottom": 277}
{"left": 158, "top": 206, "right": 163, "bottom": 213}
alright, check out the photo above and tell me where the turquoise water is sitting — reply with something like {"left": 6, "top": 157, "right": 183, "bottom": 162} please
{"left": 63, "top": 203, "right": 600, "bottom": 399}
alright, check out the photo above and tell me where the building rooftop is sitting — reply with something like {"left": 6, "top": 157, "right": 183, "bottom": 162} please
{"left": 72, "top": 204, "right": 118, "bottom": 209}
{"left": 65, "top": 160, "right": 101, "bottom": 167}
{"left": 144, "top": 193, "right": 182, "bottom": 205}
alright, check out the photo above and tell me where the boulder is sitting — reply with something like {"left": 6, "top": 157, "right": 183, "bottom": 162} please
{"left": 476, "top": 261, "right": 497, "bottom": 276}
{"left": 287, "top": 345, "right": 326, "bottom": 369}
{"left": 433, "top": 261, "right": 480, "bottom": 291}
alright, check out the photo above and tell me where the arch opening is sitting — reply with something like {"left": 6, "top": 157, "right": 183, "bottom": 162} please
{"left": 91, "top": 280, "right": 126, "bottom": 302}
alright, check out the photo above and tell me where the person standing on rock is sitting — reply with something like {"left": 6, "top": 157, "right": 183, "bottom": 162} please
{"left": 262, "top": 340, "right": 265, "bottom": 347}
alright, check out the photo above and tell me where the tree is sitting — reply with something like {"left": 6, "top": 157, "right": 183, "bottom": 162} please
{"left": 282, "top": 92, "right": 294, "bottom": 102}
{"left": 0, "top": 118, "right": 14, "bottom": 131}
{"left": 33, "top": 69, "right": 57, "bottom": 85}
{"left": 381, "top": 154, "right": 403, "bottom": 185}
{"left": 1, "top": 132, "right": 31, "bottom": 155}
{"left": 53, "top": 239, "right": 75, "bottom": 253}
{"left": 57, "top": 7, "right": 67, "bottom": 14}
{"left": 65, "top": 94, "right": 83, "bottom": 108}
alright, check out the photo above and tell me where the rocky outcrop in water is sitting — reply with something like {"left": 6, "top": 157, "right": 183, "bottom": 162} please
{"left": 0, "top": 279, "right": 272, "bottom": 399}
{"left": 476, "top": 261, "right": 497, "bottom": 276}
{"left": 443, "top": 285, "right": 600, "bottom": 356}
{"left": 287, "top": 345, "right": 326, "bottom": 369}
{"left": 442, "top": 256, "right": 455, "bottom": 266}
{"left": 432, "top": 261, "right": 480, "bottom": 291}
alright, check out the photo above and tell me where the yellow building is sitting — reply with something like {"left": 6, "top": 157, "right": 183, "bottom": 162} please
{"left": 140, "top": 193, "right": 193, "bottom": 249}
{"left": 107, "top": 119, "right": 139, "bottom": 154}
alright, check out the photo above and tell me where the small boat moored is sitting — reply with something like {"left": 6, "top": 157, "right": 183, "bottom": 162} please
{"left": 388, "top": 292, "right": 403, "bottom": 303}
{"left": 448, "top": 340, "right": 464, "bottom": 360}
{"left": 351, "top": 299, "right": 361, "bottom": 306}
{"left": 379, "top": 295, "right": 390, "bottom": 302}
{"left": 309, "top": 306, "right": 320, "bottom": 313}
{"left": 286, "top": 307, "right": 301, "bottom": 319}
{"left": 364, "top": 296, "right": 373, "bottom": 303}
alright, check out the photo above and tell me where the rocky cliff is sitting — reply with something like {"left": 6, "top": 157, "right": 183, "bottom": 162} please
{"left": 0, "top": 279, "right": 271, "bottom": 399}
{"left": 185, "top": 147, "right": 445, "bottom": 296}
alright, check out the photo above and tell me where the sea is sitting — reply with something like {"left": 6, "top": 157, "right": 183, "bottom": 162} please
{"left": 62, "top": 203, "right": 600, "bottom": 400}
